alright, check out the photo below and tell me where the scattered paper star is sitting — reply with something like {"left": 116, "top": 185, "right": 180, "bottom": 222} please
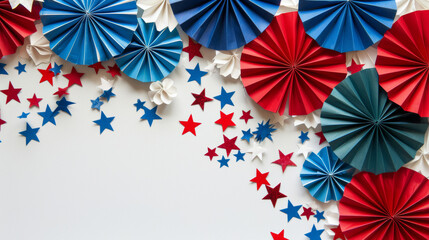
{"left": 271, "top": 230, "right": 289, "bottom": 240}
{"left": 1, "top": 82, "right": 21, "bottom": 104}
{"left": 280, "top": 200, "right": 302, "bottom": 222}
{"left": 314, "top": 210, "right": 325, "bottom": 222}
{"left": 88, "top": 62, "right": 105, "bottom": 74}
{"left": 49, "top": 63, "right": 63, "bottom": 75}
{"left": 91, "top": 97, "right": 104, "bottom": 110}
{"left": 93, "top": 111, "right": 115, "bottom": 134}
{"left": 100, "top": 88, "right": 116, "bottom": 102}
{"left": 38, "top": 105, "right": 59, "bottom": 126}
{"left": 98, "top": 77, "right": 114, "bottom": 91}
{"left": 331, "top": 226, "right": 345, "bottom": 240}
{"left": 0, "top": 112, "right": 6, "bottom": 130}
{"left": 191, "top": 89, "right": 212, "bottom": 110}
{"left": 53, "top": 87, "right": 69, "bottom": 98}
{"left": 271, "top": 113, "right": 289, "bottom": 127}
{"left": 296, "top": 143, "right": 313, "bottom": 158}
{"left": 215, "top": 111, "right": 235, "bottom": 131}
{"left": 141, "top": 106, "right": 162, "bottom": 127}
{"left": 240, "top": 110, "right": 253, "bottom": 123}
{"left": 205, "top": 148, "right": 218, "bottom": 161}
{"left": 315, "top": 131, "right": 327, "bottom": 145}
{"left": 107, "top": 64, "right": 122, "bottom": 77}
{"left": 64, "top": 67, "right": 84, "bottom": 87}
{"left": 17, "top": 112, "right": 30, "bottom": 119}
{"left": 272, "top": 150, "right": 296, "bottom": 173}
{"left": 253, "top": 120, "right": 276, "bottom": 142}
{"left": 27, "top": 94, "right": 42, "bottom": 108}
{"left": 179, "top": 114, "right": 201, "bottom": 136}
{"left": 234, "top": 151, "right": 245, "bottom": 162}
{"left": 305, "top": 225, "right": 324, "bottom": 240}
{"left": 263, "top": 183, "right": 286, "bottom": 207}
{"left": 38, "top": 63, "right": 55, "bottom": 85}
{"left": 54, "top": 97, "right": 75, "bottom": 115}
{"left": 246, "top": 141, "right": 266, "bottom": 161}
{"left": 214, "top": 87, "right": 235, "bottom": 109}
{"left": 347, "top": 59, "right": 365, "bottom": 74}
{"left": 186, "top": 63, "right": 207, "bottom": 85}
{"left": 217, "top": 156, "right": 230, "bottom": 168}
{"left": 250, "top": 169, "right": 270, "bottom": 190}
{"left": 15, "top": 62, "right": 26, "bottom": 74}
{"left": 134, "top": 99, "right": 146, "bottom": 111}
{"left": 241, "top": 129, "right": 253, "bottom": 142}
{"left": 183, "top": 36, "right": 203, "bottom": 61}
{"left": 218, "top": 135, "right": 239, "bottom": 156}
{"left": 301, "top": 207, "right": 315, "bottom": 220}
{"left": 19, "top": 123, "right": 40, "bottom": 145}
{"left": 0, "top": 63, "right": 7, "bottom": 75}
{"left": 299, "top": 131, "right": 309, "bottom": 143}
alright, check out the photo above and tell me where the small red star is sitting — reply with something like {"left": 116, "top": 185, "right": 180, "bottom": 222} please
{"left": 250, "top": 169, "right": 270, "bottom": 190}
{"left": 272, "top": 150, "right": 296, "bottom": 173}
{"left": 183, "top": 36, "right": 203, "bottom": 61}
{"left": 240, "top": 110, "right": 253, "bottom": 123}
{"left": 64, "top": 67, "right": 84, "bottom": 87}
{"left": 0, "top": 111, "right": 6, "bottom": 131}
{"left": 54, "top": 87, "right": 69, "bottom": 98}
{"left": 301, "top": 207, "right": 315, "bottom": 220}
{"left": 179, "top": 114, "right": 201, "bottom": 136}
{"left": 27, "top": 94, "right": 42, "bottom": 108}
{"left": 1, "top": 82, "right": 21, "bottom": 104}
{"left": 107, "top": 64, "right": 122, "bottom": 77}
{"left": 347, "top": 59, "right": 365, "bottom": 74}
{"left": 331, "top": 226, "right": 345, "bottom": 240}
{"left": 271, "top": 230, "right": 289, "bottom": 240}
{"left": 263, "top": 183, "right": 286, "bottom": 207}
{"left": 218, "top": 135, "right": 239, "bottom": 156}
{"left": 315, "top": 131, "right": 327, "bottom": 145}
{"left": 191, "top": 89, "right": 212, "bottom": 110}
{"left": 38, "top": 63, "right": 55, "bottom": 85}
{"left": 204, "top": 147, "right": 218, "bottom": 161}
{"left": 215, "top": 111, "right": 236, "bottom": 131}
{"left": 88, "top": 62, "right": 105, "bottom": 74}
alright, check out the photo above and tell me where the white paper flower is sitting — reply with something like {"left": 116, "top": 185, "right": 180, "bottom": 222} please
{"left": 277, "top": 0, "right": 299, "bottom": 15}
{"left": 396, "top": 0, "right": 429, "bottom": 17}
{"left": 213, "top": 49, "right": 242, "bottom": 79}
{"left": 404, "top": 128, "right": 429, "bottom": 178}
{"left": 26, "top": 23, "right": 53, "bottom": 66}
{"left": 148, "top": 78, "right": 177, "bottom": 105}
{"left": 137, "top": 0, "right": 177, "bottom": 31}
{"left": 293, "top": 109, "right": 321, "bottom": 129}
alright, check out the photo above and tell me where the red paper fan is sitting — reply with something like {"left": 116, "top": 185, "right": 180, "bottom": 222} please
{"left": 339, "top": 168, "right": 429, "bottom": 240}
{"left": 376, "top": 10, "right": 429, "bottom": 117}
{"left": 240, "top": 12, "right": 347, "bottom": 116}
{"left": 0, "top": 0, "right": 40, "bottom": 59}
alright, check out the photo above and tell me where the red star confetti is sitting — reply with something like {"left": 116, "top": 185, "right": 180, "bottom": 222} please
{"left": 38, "top": 63, "right": 55, "bottom": 85}
{"left": 0, "top": 110, "right": 6, "bottom": 131}
{"left": 1, "top": 82, "right": 21, "bottom": 104}
{"left": 240, "top": 110, "right": 253, "bottom": 123}
{"left": 263, "top": 183, "right": 286, "bottom": 207}
{"left": 107, "top": 64, "right": 122, "bottom": 77}
{"left": 331, "top": 226, "right": 345, "bottom": 240}
{"left": 204, "top": 147, "right": 218, "bottom": 161}
{"left": 271, "top": 230, "right": 289, "bottom": 240}
{"left": 215, "top": 111, "right": 235, "bottom": 132}
{"left": 54, "top": 87, "right": 69, "bottom": 98}
{"left": 250, "top": 169, "right": 270, "bottom": 190}
{"left": 27, "top": 94, "right": 42, "bottom": 108}
{"left": 347, "top": 59, "right": 364, "bottom": 74}
{"left": 64, "top": 67, "right": 84, "bottom": 87}
{"left": 315, "top": 131, "right": 327, "bottom": 145}
{"left": 191, "top": 89, "right": 212, "bottom": 110}
{"left": 272, "top": 150, "right": 296, "bottom": 173}
{"left": 88, "top": 62, "right": 105, "bottom": 74}
{"left": 179, "top": 114, "right": 201, "bottom": 136}
{"left": 218, "top": 135, "right": 239, "bottom": 156}
{"left": 183, "top": 36, "right": 203, "bottom": 61}
{"left": 301, "top": 207, "right": 315, "bottom": 220}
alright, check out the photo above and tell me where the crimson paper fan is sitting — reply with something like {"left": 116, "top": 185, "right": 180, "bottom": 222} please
{"left": 0, "top": 0, "right": 40, "bottom": 59}
{"left": 339, "top": 168, "right": 429, "bottom": 240}
{"left": 241, "top": 12, "right": 347, "bottom": 116}
{"left": 376, "top": 10, "right": 429, "bottom": 117}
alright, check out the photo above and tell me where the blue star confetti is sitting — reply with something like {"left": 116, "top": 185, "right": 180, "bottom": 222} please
{"left": 19, "top": 123, "right": 40, "bottom": 145}
{"left": 38, "top": 105, "right": 59, "bottom": 126}
{"left": 17, "top": 112, "right": 30, "bottom": 119}
{"left": 15, "top": 62, "right": 26, "bottom": 74}
{"left": 49, "top": 63, "right": 63, "bottom": 75}
{"left": 54, "top": 97, "right": 75, "bottom": 115}
{"left": 241, "top": 129, "right": 253, "bottom": 142}
{"left": 141, "top": 106, "right": 162, "bottom": 127}
{"left": 134, "top": 99, "right": 146, "bottom": 111}
{"left": 253, "top": 120, "right": 276, "bottom": 142}
{"left": 91, "top": 97, "right": 104, "bottom": 110}
{"left": 93, "top": 111, "right": 115, "bottom": 134}
{"left": 0, "top": 63, "right": 7, "bottom": 75}
{"left": 100, "top": 88, "right": 116, "bottom": 102}
{"left": 299, "top": 131, "right": 309, "bottom": 143}
{"left": 217, "top": 156, "right": 230, "bottom": 168}
{"left": 214, "top": 87, "right": 235, "bottom": 109}
{"left": 186, "top": 63, "right": 207, "bottom": 85}
{"left": 234, "top": 151, "right": 245, "bottom": 162}
{"left": 280, "top": 200, "right": 302, "bottom": 222}
{"left": 314, "top": 210, "right": 325, "bottom": 223}
{"left": 305, "top": 225, "right": 324, "bottom": 240}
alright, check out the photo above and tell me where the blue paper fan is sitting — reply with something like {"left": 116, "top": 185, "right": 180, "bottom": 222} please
{"left": 40, "top": 0, "right": 138, "bottom": 65}
{"left": 170, "top": 0, "right": 281, "bottom": 50}
{"left": 321, "top": 69, "right": 427, "bottom": 174}
{"left": 298, "top": 0, "right": 397, "bottom": 53}
{"left": 301, "top": 147, "right": 354, "bottom": 202}
{"left": 114, "top": 18, "right": 183, "bottom": 83}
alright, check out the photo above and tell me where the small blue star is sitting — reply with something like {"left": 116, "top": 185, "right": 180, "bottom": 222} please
{"left": 141, "top": 106, "right": 162, "bottom": 127}
{"left": 17, "top": 112, "right": 30, "bottom": 119}
{"left": 233, "top": 151, "right": 245, "bottom": 162}
{"left": 54, "top": 97, "right": 75, "bottom": 115}
{"left": 49, "top": 63, "right": 63, "bottom": 75}
{"left": 280, "top": 200, "right": 302, "bottom": 222}
{"left": 15, "top": 62, "right": 26, "bottom": 74}
{"left": 100, "top": 88, "right": 116, "bottom": 102}
{"left": 134, "top": 99, "right": 146, "bottom": 111}
{"left": 19, "top": 123, "right": 40, "bottom": 145}
{"left": 217, "top": 156, "right": 230, "bottom": 168}
{"left": 214, "top": 87, "right": 235, "bottom": 109}
{"left": 241, "top": 129, "right": 253, "bottom": 142}
{"left": 90, "top": 97, "right": 104, "bottom": 110}
{"left": 38, "top": 105, "right": 59, "bottom": 126}
{"left": 186, "top": 63, "right": 207, "bottom": 85}
{"left": 0, "top": 63, "right": 7, "bottom": 75}
{"left": 253, "top": 120, "right": 276, "bottom": 142}
{"left": 93, "top": 111, "right": 115, "bottom": 134}
{"left": 314, "top": 210, "right": 325, "bottom": 222}
{"left": 305, "top": 225, "right": 324, "bottom": 240}
{"left": 299, "top": 131, "right": 309, "bottom": 143}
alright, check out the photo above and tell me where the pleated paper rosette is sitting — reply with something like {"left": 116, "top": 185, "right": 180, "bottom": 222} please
{"left": 376, "top": 10, "right": 429, "bottom": 117}
{"left": 339, "top": 168, "right": 429, "bottom": 240}
{"left": 114, "top": 18, "right": 182, "bottom": 83}
{"left": 40, "top": 0, "right": 138, "bottom": 65}
{"left": 241, "top": 12, "right": 347, "bottom": 116}
{"left": 0, "top": 0, "right": 40, "bottom": 59}
{"left": 321, "top": 68, "right": 427, "bottom": 174}
{"left": 301, "top": 146, "right": 354, "bottom": 203}
{"left": 170, "top": 0, "right": 281, "bottom": 51}
{"left": 298, "top": 0, "right": 397, "bottom": 53}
